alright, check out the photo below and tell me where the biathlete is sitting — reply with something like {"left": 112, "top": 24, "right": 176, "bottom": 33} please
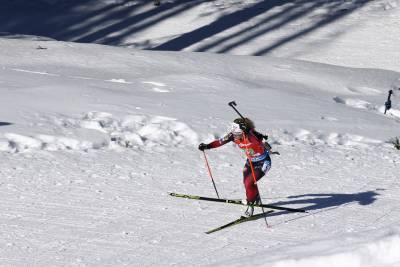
{"left": 198, "top": 118, "right": 277, "bottom": 216}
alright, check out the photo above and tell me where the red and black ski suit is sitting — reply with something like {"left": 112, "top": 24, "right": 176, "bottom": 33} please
{"left": 206, "top": 130, "right": 271, "bottom": 203}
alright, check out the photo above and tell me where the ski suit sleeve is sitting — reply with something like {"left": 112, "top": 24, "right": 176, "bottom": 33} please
{"left": 207, "top": 133, "right": 234, "bottom": 149}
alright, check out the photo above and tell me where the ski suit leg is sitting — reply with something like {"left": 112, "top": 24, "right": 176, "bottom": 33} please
{"left": 243, "top": 160, "right": 271, "bottom": 203}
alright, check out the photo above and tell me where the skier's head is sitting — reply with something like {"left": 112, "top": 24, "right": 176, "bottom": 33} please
{"left": 231, "top": 122, "right": 243, "bottom": 139}
{"left": 234, "top": 118, "right": 254, "bottom": 130}
{"left": 231, "top": 117, "right": 254, "bottom": 138}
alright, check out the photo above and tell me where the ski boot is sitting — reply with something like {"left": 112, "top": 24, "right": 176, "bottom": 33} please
{"left": 244, "top": 196, "right": 261, "bottom": 217}
{"left": 244, "top": 205, "right": 254, "bottom": 217}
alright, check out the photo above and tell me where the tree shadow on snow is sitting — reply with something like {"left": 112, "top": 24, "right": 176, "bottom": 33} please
{"left": 0, "top": 122, "right": 12, "bottom": 127}
{"left": 0, "top": 0, "right": 372, "bottom": 54}
{"left": 0, "top": 0, "right": 208, "bottom": 45}
{"left": 153, "top": 0, "right": 373, "bottom": 55}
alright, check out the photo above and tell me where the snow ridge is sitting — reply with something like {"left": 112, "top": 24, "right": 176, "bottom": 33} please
{"left": 0, "top": 112, "right": 198, "bottom": 153}
{"left": 273, "top": 129, "right": 383, "bottom": 148}
{"left": 271, "top": 232, "right": 400, "bottom": 267}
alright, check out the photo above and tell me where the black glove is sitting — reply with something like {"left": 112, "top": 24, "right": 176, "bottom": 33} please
{"left": 198, "top": 143, "right": 209, "bottom": 151}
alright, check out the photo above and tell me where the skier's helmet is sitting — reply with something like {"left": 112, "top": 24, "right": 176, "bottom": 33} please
{"left": 230, "top": 122, "right": 243, "bottom": 139}
{"left": 234, "top": 117, "right": 254, "bottom": 130}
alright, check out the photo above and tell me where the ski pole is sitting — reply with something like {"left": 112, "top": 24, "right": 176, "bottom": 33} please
{"left": 243, "top": 133, "right": 270, "bottom": 228}
{"left": 228, "top": 101, "right": 245, "bottom": 119}
{"left": 202, "top": 151, "right": 220, "bottom": 199}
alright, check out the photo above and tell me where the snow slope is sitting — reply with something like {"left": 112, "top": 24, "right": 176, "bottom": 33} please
{"left": 1, "top": 37, "right": 400, "bottom": 266}
{"left": 1, "top": 0, "right": 400, "bottom": 266}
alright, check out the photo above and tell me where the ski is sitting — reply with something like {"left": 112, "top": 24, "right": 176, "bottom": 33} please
{"left": 206, "top": 210, "right": 274, "bottom": 234}
{"left": 169, "top": 192, "right": 306, "bottom": 213}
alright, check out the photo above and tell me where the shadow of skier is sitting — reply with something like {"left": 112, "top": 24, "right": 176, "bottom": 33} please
{"left": 255, "top": 189, "right": 382, "bottom": 223}
{"left": 271, "top": 190, "right": 381, "bottom": 211}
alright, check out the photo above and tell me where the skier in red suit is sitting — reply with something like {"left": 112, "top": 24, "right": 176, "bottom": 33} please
{"left": 198, "top": 118, "right": 273, "bottom": 216}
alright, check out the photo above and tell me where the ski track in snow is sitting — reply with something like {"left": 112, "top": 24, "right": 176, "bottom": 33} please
{"left": 106, "top": 79, "right": 132, "bottom": 84}
{"left": 142, "top": 81, "right": 166, "bottom": 87}
{"left": 142, "top": 81, "right": 172, "bottom": 93}
{"left": 347, "top": 86, "right": 383, "bottom": 96}
{"left": 9, "top": 67, "right": 173, "bottom": 93}
{"left": 9, "top": 67, "right": 134, "bottom": 85}
{"left": 11, "top": 68, "right": 60, "bottom": 77}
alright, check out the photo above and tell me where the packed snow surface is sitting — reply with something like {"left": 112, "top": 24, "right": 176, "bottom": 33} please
{"left": 1, "top": 0, "right": 400, "bottom": 266}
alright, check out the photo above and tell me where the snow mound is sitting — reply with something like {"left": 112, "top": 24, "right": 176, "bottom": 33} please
{"left": 347, "top": 86, "right": 382, "bottom": 96}
{"left": 109, "top": 114, "right": 199, "bottom": 148}
{"left": 332, "top": 97, "right": 400, "bottom": 119}
{"left": 382, "top": 107, "right": 400, "bottom": 119}
{"left": 74, "top": 112, "right": 199, "bottom": 148}
{"left": 0, "top": 133, "right": 97, "bottom": 153}
{"left": 274, "top": 129, "right": 382, "bottom": 147}
{"left": 333, "top": 97, "right": 374, "bottom": 110}
{"left": 221, "top": 230, "right": 400, "bottom": 267}
{"left": 0, "top": 112, "right": 198, "bottom": 153}
{"left": 64, "top": 111, "right": 199, "bottom": 149}
{"left": 269, "top": 233, "right": 400, "bottom": 267}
